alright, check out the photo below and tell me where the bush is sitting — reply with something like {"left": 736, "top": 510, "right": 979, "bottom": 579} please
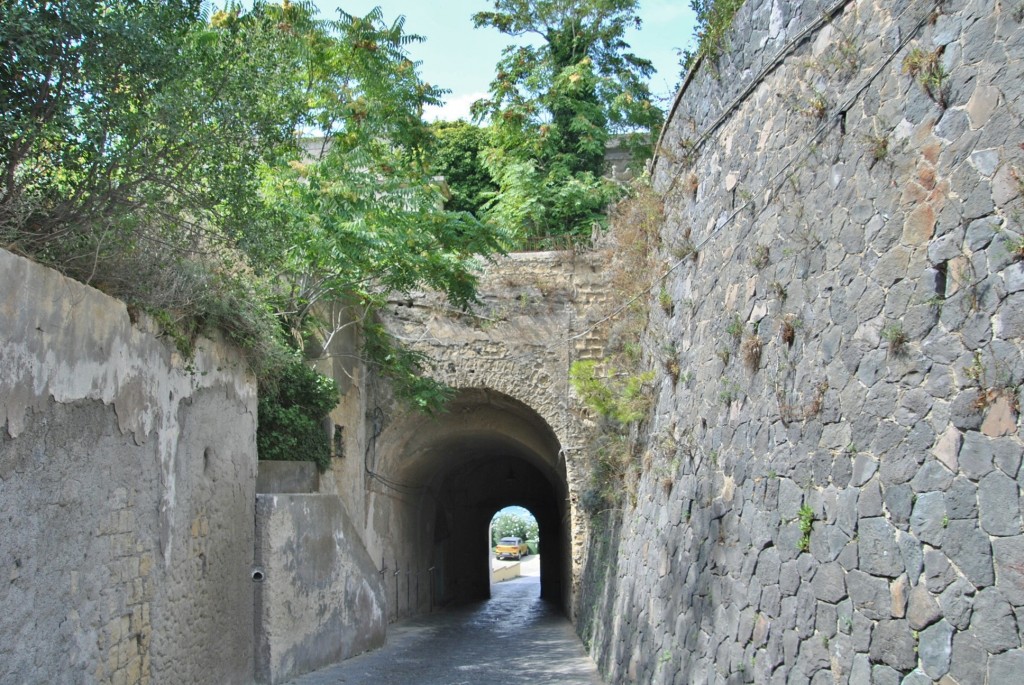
{"left": 257, "top": 356, "right": 339, "bottom": 472}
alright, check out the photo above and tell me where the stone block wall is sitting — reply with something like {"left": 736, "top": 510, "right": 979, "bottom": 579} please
{"left": 580, "top": 0, "right": 1024, "bottom": 683}
{"left": 377, "top": 250, "right": 615, "bottom": 616}
{"left": 0, "top": 249, "right": 258, "bottom": 684}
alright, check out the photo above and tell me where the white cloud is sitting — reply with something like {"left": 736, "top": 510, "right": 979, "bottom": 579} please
{"left": 424, "top": 91, "right": 489, "bottom": 123}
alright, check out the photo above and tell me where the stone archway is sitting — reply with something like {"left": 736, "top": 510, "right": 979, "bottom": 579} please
{"left": 367, "top": 388, "right": 572, "bottom": 615}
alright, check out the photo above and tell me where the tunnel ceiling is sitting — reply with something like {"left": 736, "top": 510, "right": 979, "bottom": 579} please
{"left": 386, "top": 387, "right": 566, "bottom": 496}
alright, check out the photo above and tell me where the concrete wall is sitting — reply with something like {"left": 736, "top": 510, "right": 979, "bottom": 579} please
{"left": 578, "top": 0, "right": 1024, "bottom": 682}
{"left": 254, "top": 494, "right": 386, "bottom": 685}
{"left": 0, "top": 249, "right": 258, "bottom": 684}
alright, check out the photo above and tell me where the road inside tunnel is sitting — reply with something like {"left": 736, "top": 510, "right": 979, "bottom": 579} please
{"left": 281, "top": 567, "right": 603, "bottom": 685}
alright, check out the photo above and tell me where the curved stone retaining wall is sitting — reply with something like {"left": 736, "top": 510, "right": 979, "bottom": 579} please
{"left": 581, "top": 0, "right": 1024, "bottom": 683}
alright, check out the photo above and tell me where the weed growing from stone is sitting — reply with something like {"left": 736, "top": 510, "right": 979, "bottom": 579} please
{"left": 864, "top": 132, "right": 889, "bottom": 162}
{"left": 882, "top": 323, "right": 908, "bottom": 356}
{"left": 902, "top": 46, "right": 949, "bottom": 108}
{"left": 964, "top": 351, "right": 984, "bottom": 384}
{"left": 717, "top": 347, "right": 732, "bottom": 366}
{"left": 737, "top": 187, "right": 756, "bottom": 216}
{"left": 750, "top": 244, "right": 770, "bottom": 269}
{"left": 659, "top": 287, "right": 674, "bottom": 314}
{"left": 923, "top": 295, "right": 945, "bottom": 313}
{"left": 672, "top": 238, "right": 699, "bottom": 262}
{"left": 771, "top": 280, "right": 788, "bottom": 302}
{"left": 1012, "top": 166, "right": 1024, "bottom": 196}
{"left": 678, "top": 137, "right": 698, "bottom": 166}
{"left": 780, "top": 314, "right": 797, "bottom": 346}
{"left": 797, "top": 504, "right": 814, "bottom": 552}
{"left": 823, "top": 34, "right": 860, "bottom": 79}
{"left": 806, "top": 380, "right": 829, "bottom": 416}
{"left": 663, "top": 356, "right": 681, "bottom": 384}
{"left": 679, "top": 0, "right": 746, "bottom": 71}
{"left": 741, "top": 334, "right": 763, "bottom": 372}
{"left": 570, "top": 360, "right": 655, "bottom": 425}
{"left": 801, "top": 89, "right": 828, "bottom": 119}
{"left": 726, "top": 314, "right": 744, "bottom": 340}
{"left": 718, "top": 379, "right": 740, "bottom": 405}
{"left": 1005, "top": 232, "right": 1024, "bottom": 262}
{"left": 684, "top": 172, "right": 699, "bottom": 198}
{"left": 777, "top": 378, "right": 827, "bottom": 424}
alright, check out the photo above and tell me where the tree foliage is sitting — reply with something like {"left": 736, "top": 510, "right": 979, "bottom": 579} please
{"left": 491, "top": 509, "right": 539, "bottom": 546}
{"left": 427, "top": 121, "right": 498, "bottom": 217}
{"left": 471, "top": 0, "right": 663, "bottom": 246}
{"left": 1, "top": 1, "right": 507, "bottom": 423}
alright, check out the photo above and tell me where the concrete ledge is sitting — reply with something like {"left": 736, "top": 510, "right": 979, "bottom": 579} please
{"left": 256, "top": 460, "right": 319, "bottom": 494}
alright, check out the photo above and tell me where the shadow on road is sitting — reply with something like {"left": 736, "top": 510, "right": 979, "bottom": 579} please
{"left": 284, "top": 561, "right": 603, "bottom": 685}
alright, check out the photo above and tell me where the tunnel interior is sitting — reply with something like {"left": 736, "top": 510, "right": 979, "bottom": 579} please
{"left": 379, "top": 388, "right": 571, "bottom": 614}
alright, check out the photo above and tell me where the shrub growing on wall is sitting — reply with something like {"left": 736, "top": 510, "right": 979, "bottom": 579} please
{"left": 257, "top": 356, "right": 339, "bottom": 472}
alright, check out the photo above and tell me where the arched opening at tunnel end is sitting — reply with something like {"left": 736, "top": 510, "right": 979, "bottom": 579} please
{"left": 374, "top": 388, "right": 572, "bottom": 616}
{"left": 490, "top": 506, "right": 540, "bottom": 587}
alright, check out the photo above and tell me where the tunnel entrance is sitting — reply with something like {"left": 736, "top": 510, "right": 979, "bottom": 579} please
{"left": 371, "top": 387, "right": 571, "bottom": 618}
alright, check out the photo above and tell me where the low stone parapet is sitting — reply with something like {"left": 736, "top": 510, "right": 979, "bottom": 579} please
{"left": 492, "top": 561, "right": 522, "bottom": 583}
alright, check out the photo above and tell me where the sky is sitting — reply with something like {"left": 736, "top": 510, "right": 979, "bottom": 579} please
{"left": 307, "top": 0, "right": 698, "bottom": 121}
{"left": 494, "top": 505, "right": 536, "bottom": 522}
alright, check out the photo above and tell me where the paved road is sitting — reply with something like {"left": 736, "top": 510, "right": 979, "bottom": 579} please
{"left": 284, "top": 558, "right": 604, "bottom": 685}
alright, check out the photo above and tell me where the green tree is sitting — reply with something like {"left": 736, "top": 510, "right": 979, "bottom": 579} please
{"left": 491, "top": 509, "right": 540, "bottom": 546}
{"left": 1, "top": 1, "right": 508, "bottom": 415}
{"left": 428, "top": 121, "right": 498, "bottom": 217}
{"left": 471, "top": 0, "right": 663, "bottom": 246}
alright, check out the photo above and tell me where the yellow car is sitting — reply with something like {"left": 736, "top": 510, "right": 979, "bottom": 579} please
{"left": 495, "top": 536, "right": 529, "bottom": 560}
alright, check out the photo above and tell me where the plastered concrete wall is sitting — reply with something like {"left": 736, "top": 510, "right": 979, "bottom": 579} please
{"left": 254, "top": 493, "right": 386, "bottom": 684}
{"left": 578, "top": 0, "right": 1024, "bottom": 683}
{"left": 0, "top": 249, "right": 258, "bottom": 685}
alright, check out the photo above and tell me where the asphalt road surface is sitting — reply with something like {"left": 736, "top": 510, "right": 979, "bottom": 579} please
{"left": 283, "top": 557, "right": 604, "bottom": 685}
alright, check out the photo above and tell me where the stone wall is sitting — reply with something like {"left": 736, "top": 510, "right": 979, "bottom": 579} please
{"left": 580, "top": 0, "right": 1024, "bottom": 683}
{"left": 0, "top": 249, "right": 258, "bottom": 684}
{"left": 377, "top": 250, "right": 615, "bottom": 616}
